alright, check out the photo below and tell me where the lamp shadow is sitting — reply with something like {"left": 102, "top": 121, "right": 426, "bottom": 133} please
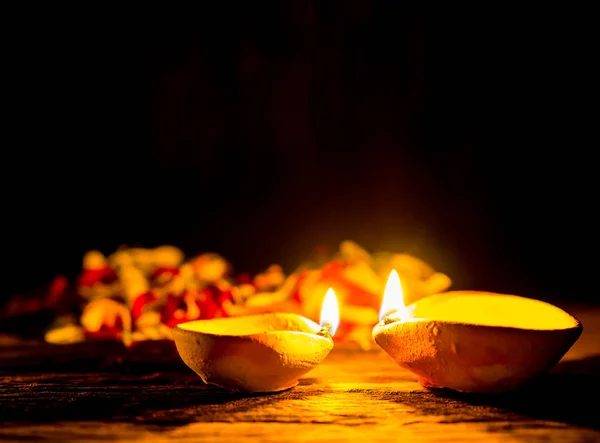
{"left": 421, "top": 355, "right": 600, "bottom": 430}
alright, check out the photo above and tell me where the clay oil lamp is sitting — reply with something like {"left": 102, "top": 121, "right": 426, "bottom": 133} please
{"left": 373, "top": 270, "right": 583, "bottom": 393}
{"left": 172, "top": 288, "right": 340, "bottom": 393}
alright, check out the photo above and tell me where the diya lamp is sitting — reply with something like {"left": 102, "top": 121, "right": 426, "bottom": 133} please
{"left": 172, "top": 288, "right": 340, "bottom": 393}
{"left": 373, "top": 270, "right": 583, "bottom": 393}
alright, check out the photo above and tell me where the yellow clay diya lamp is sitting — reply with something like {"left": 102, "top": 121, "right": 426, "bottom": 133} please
{"left": 172, "top": 288, "right": 340, "bottom": 393}
{"left": 373, "top": 270, "right": 583, "bottom": 393}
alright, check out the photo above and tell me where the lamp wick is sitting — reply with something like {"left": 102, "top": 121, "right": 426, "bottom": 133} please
{"left": 381, "top": 308, "right": 401, "bottom": 325}
{"left": 318, "top": 322, "right": 333, "bottom": 337}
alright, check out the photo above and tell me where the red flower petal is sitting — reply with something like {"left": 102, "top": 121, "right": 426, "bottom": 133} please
{"left": 320, "top": 260, "right": 346, "bottom": 278}
{"left": 131, "top": 291, "right": 158, "bottom": 322}
{"left": 78, "top": 267, "right": 117, "bottom": 287}
{"left": 46, "top": 275, "right": 69, "bottom": 307}
{"left": 159, "top": 293, "right": 182, "bottom": 325}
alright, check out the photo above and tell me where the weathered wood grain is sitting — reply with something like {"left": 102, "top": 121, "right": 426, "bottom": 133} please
{"left": 1, "top": 303, "right": 599, "bottom": 442}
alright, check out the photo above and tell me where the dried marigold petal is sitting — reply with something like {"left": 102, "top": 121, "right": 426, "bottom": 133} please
{"left": 150, "top": 267, "right": 185, "bottom": 298}
{"left": 135, "top": 309, "right": 163, "bottom": 331}
{"left": 339, "top": 240, "right": 373, "bottom": 264}
{"left": 191, "top": 253, "right": 230, "bottom": 283}
{"left": 82, "top": 250, "right": 108, "bottom": 270}
{"left": 81, "top": 298, "right": 132, "bottom": 334}
{"left": 253, "top": 264, "right": 285, "bottom": 291}
{"left": 150, "top": 245, "right": 185, "bottom": 269}
{"left": 231, "top": 283, "right": 256, "bottom": 304}
{"left": 45, "top": 324, "right": 86, "bottom": 344}
{"left": 118, "top": 264, "right": 149, "bottom": 303}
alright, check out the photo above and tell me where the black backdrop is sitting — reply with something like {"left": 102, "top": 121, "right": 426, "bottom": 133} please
{"left": 3, "top": 4, "right": 596, "bottom": 303}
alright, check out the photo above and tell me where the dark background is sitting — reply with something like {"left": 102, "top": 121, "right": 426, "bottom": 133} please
{"left": 3, "top": 4, "right": 596, "bottom": 303}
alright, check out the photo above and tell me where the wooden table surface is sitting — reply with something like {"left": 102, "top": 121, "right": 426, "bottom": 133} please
{"left": 1, "top": 302, "right": 599, "bottom": 443}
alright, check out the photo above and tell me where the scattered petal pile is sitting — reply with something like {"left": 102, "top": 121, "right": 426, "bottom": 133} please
{"left": 42, "top": 241, "right": 451, "bottom": 350}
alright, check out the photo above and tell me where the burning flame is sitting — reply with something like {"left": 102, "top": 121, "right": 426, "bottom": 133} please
{"left": 320, "top": 288, "right": 340, "bottom": 336}
{"left": 379, "top": 269, "right": 406, "bottom": 321}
